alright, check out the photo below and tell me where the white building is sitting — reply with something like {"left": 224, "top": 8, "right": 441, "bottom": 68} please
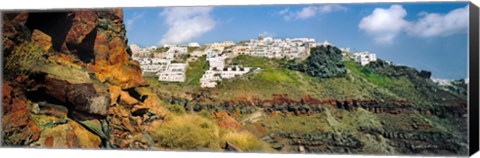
{"left": 158, "top": 63, "right": 187, "bottom": 82}
{"left": 207, "top": 55, "right": 227, "bottom": 70}
{"left": 188, "top": 42, "right": 201, "bottom": 47}
{"left": 130, "top": 44, "right": 141, "bottom": 53}
{"left": 353, "top": 52, "right": 377, "bottom": 66}
{"left": 220, "top": 66, "right": 251, "bottom": 79}
{"left": 191, "top": 50, "right": 206, "bottom": 57}
{"left": 200, "top": 69, "right": 222, "bottom": 88}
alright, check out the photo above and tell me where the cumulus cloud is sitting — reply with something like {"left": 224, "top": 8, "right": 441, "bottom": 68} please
{"left": 278, "top": 5, "right": 347, "bottom": 20}
{"left": 359, "top": 5, "right": 469, "bottom": 44}
{"left": 407, "top": 5, "right": 468, "bottom": 37}
{"left": 159, "top": 7, "right": 216, "bottom": 45}
{"left": 358, "top": 5, "right": 411, "bottom": 44}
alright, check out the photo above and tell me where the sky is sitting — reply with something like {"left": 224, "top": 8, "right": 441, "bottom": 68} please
{"left": 123, "top": 2, "right": 469, "bottom": 80}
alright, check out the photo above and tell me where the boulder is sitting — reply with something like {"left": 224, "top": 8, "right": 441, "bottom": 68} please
{"left": 31, "top": 29, "right": 52, "bottom": 51}
{"left": 42, "top": 75, "right": 109, "bottom": 121}
{"left": 34, "top": 118, "right": 101, "bottom": 148}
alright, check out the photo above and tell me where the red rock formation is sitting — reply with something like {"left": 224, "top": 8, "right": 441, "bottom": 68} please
{"left": 2, "top": 82, "right": 41, "bottom": 146}
{"left": 2, "top": 9, "right": 163, "bottom": 149}
{"left": 214, "top": 111, "right": 243, "bottom": 131}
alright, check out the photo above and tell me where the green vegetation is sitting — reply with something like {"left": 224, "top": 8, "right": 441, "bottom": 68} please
{"left": 288, "top": 46, "right": 347, "bottom": 78}
{"left": 259, "top": 114, "right": 327, "bottom": 133}
{"left": 222, "top": 131, "right": 274, "bottom": 152}
{"left": 4, "top": 42, "right": 48, "bottom": 79}
{"left": 154, "top": 47, "right": 169, "bottom": 53}
{"left": 345, "top": 61, "right": 394, "bottom": 88}
{"left": 187, "top": 47, "right": 197, "bottom": 53}
{"left": 185, "top": 55, "right": 209, "bottom": 86}
{"left": 212, "top": 55, "right": 390, "bottom": 100}
{"left": 229, "top": 55, "right": 281, "bottom": 69}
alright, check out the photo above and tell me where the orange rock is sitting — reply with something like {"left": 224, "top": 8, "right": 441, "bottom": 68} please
{"left": 108, "top": 37, "right": 129, "bottom": 65}
{"left": 65, "top": 10, "right": 98, "bottom": 48}
{"left": 2, "top": 83, "right": 14, "bottom": 113}
{"left": 31, "top": 29, "right": 52, "bottom": 51}
{"left": 119, "top": 90, "right": 139, "bottom": 105}
{"left": 121, "top": 117, "right": 138, "bottom": 133}
{"left": 66, "top": 130, "right": 79, "bottom": 148}
{"left": 37, "top": 119, "right": 101, "bottom": 148}
{"left": 108, "top": 9, "right": 123, "bottom": 20}
{"left": 109, "top": 85, "right": 122, "bottom": 105}
{"left": 2, "top": 97, "right": 41, "bottom": 145}
{"left": 44, "top": 136, "right": 54, "bottom": 148}
{"left": 214, "top": 111, "right": 243, "bottom": 131}
{"left": 93, "top": 31, "right": 110, "bottom": 62}
{"left": 12, "top": 11, "right": 29, "bottom": 23}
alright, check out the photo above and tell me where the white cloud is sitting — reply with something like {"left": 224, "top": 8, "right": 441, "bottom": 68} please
{"left": 159, "top": 7, "right": 216, "bottom": 45}
{"left": 125, "top": 12, "right": 145, "bottom": 30}
{"left": 278, "top": 5, "right": 347, "bottom": 20}
{"left": 407, "top": 5, "right": 468, "bottom": 37}
{"left": 358, "top": 5, "right": 411, "bottom": 44}
{"left": 359, "top": 5, "right": 469, "bottom": 44}
{"left": 260, "top": 31, "right": 276, "bottom": 37}
{"left": 278, "top": 8, "right": 289, "bottom": 15}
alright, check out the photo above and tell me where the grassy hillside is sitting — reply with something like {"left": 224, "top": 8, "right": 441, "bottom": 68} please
{"left": 211, "top": 55, "right": 398, "bottom": 101}
{"left": 144, "top": 52, "right": 468, "bottom": 155}
{"left": 147, "top": 54, "right": 438, "bottom": 103}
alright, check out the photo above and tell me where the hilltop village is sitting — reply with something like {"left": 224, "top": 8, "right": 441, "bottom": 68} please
{"left": 131, "top": 35, "right": 377, "bottom": 88}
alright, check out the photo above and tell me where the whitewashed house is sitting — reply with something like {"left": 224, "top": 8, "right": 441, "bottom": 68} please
{"left": 200, "top": 69, "right": 222, "bottom": 88}
{"left": 207, "top": 55, "right": 227, "bottom": 70}
{"left": 220, "top": 66, "right": 251, "bottom": 79}
{"left": 188, "top": 42, "right": 201, "bottom": 47}
{"left": 158, "top": 63, "right": 187, "bottom": 82}
{"left": 353, "top": 52, "right": 377, "bottom": 66}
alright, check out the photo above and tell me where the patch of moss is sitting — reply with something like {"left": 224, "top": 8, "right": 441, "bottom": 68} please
{"left": 4, "top": 42, "right": 48, "bottom": 79}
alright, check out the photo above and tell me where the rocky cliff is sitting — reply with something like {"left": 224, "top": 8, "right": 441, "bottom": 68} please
{"left": 2, "top": 9, "right": 168, "bottom": 148}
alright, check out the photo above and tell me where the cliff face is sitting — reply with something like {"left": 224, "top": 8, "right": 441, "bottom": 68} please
{"left": 2, "top": 9, "right": 165, "bottom": 148}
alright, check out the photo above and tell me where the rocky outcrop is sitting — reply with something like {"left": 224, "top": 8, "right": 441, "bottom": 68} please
{"left": 2, "top": 82, "right": 41, "bottom": 146}
{"left": 2, "top": 9, "right": 163, "bottom": 149}
{"left": 214, "top": 111, "right": 243, "bottom": 131}
{"left": 357, "top": 127, "right": 468, "bottom": 155}
{"left": 262, "top": 132, "right": 364, "bottom": 153}
{"left": 160, "top": 93, "right": 466, "bottom": 118}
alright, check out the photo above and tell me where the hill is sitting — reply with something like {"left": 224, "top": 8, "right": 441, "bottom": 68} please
{"left": 147, "top": 45, "right": 468, "bottom": 155}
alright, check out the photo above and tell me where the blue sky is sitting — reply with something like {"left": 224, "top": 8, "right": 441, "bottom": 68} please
{"left": 124, "top": 2, "right": 469, "bottom": 79}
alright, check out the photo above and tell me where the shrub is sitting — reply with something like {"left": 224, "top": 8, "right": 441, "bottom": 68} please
{"left": 164, "top": 104, "right": 186, "bottom": 114}
{"left": 221, "top": 131, "right": 273, "bottom": 152}
{"left": 288, "top": 45, "right": 347, "bottom": 78}
{"left": 151, "top": 114, "right": 221, "bottom": 150}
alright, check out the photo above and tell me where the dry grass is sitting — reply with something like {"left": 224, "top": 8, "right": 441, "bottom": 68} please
{"left": 221, "top": 130, "right": 273, "bottom": 152}
{"left": 151, "top": 114, "right": 221, "bottom": 150}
